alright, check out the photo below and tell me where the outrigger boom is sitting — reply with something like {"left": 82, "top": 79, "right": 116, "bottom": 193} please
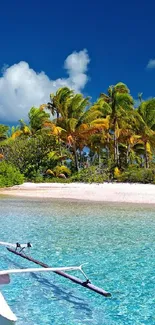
{"left": 0, "top": 241, "right": 111, "bottom": 325}
{"left": 7, "top": 245, "right": 111, "bottom": 297}
{"left": 0, "top": 266, "right": 83, "bottom": 276}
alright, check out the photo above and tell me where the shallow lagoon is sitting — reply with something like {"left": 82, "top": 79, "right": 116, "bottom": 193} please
{"left": 0, "top": 197, "right": 154, "bottom": 325}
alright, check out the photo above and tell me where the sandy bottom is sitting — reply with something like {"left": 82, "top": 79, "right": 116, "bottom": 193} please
{"left": 1, "top": 182, "right": 155, "bottom": 204}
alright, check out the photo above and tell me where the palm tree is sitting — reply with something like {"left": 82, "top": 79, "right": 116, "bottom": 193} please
{"left": 10, "top": 120, "right": 31, "bottom": 140}
{"left": 42, "top": 87, "right": 111, "bottom": 170}
{"left": 0, "top": 124, "right": 9, "bottom": 158}
{"left": 28, "top": 107, "right": 51, "bottom": 133}
{"left": 41, "top": 87, "right": 74, "bottom": 119}
{"left": 117, "top": 127, "right": 142, "bottom": 167}
{"left": 138, "top": 98, "right": 155, "bottom": 131}
{"left": 136, "top": 99, "right": 155, "bottom": 168}
{"left": 55, "top": 93, "right": 90, "bottom": 171}
{"left": 0, "top": 124, "right": 9, "bottom": 142}
{"left": 99, "top": 82, "right": 134, "bottom": 165}
{"left": 9, "top": 107, "right": 51, "bottom": 140}
{"left": 45, "top": 90, "right": 106, "bottom": 170}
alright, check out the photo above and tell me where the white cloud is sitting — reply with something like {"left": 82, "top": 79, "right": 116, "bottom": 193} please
{"left": 64, "top": 49, "right": 90, "bottom": 89}
{"left": 0, "top": 49, "right": 90, "bottom": 123}
{"left": 146, "top": 59, "right": 155, "bottom": 69}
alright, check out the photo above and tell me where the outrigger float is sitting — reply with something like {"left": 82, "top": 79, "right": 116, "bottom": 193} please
{"left": 0, "top": 241, "right": 111, "bottom": 325}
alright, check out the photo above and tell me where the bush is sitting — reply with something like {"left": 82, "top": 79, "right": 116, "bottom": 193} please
{"left": 53, "top": 165, "right": 71, "bottom": 177}
{"left": 114, "top": 167, "right": 121, "bottom": 178}
{"left": 46, "top": 169, "right": 55, "bottom": 176}
{"left": 0, "top": 161, "right": 24, "bottom": 187}
{"left": 32, "top": 175, "right": 44, "bottom": 183}
{"left": 71, "top": 166, "right": 109, "bottom": 183}
{"left": 118, "top": 167, "right": 155, "bottom": 183}
{"left": 1, "top": 134, "right": 60, "bottom": 180}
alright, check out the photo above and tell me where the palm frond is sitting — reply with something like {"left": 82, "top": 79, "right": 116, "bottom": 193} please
{"left": 90, "top": 117, "right": 110, "bottom": 130}
{"left": 66, "top": 118, "right": 78, "bottom": 132}
{"left": 114, "top": 82, "right": 130, "bottom": 94}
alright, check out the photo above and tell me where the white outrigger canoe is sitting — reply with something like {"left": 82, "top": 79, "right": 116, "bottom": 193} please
{"left": 0, "top": 241, "right": 111, "bottom": 325}
{"left": 0, "top": 292, "right": 17, "bottom": 325}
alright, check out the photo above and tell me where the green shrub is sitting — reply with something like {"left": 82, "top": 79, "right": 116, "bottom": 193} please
{"left": 46, "top": 169, "right": 55, "bottom": 176}
{"left": 118, "top": 167, "right": 155, "bottom": 183}
{"left": 71, "top": 166, "right": 109, "bottom": 183}
{"left": 53, "top": 165, "right": 71, "bottom": 177}
{"left": 0, "top": 161, "right": 24, "bottom": 187}
{"left": 33, "top": 175, "right": 44, "bottom": 183}
{"left": 25, "top": 169, "right": 44, "bottom": 183}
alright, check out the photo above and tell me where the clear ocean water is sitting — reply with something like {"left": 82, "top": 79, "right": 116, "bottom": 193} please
{"left": 0, "top": 196, "right": 154, "bottom": 325}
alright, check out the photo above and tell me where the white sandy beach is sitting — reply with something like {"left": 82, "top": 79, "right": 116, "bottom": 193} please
{"left": 1, "top": 182, "right": 155, "bottom": 204}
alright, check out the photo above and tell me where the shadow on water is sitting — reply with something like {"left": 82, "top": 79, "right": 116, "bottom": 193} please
{"left": 2, "top": 255, "right": 92, "bottom": 316}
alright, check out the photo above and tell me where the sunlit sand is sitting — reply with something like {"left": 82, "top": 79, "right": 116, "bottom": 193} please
{"left": 1, "top": 182, "right": 155, "bottom": 204}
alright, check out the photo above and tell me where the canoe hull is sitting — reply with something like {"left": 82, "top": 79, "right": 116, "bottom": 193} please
{"left": 0, "top": 292, "right": 17, "bottom": 325}
{"left": 0, "top": 315, "right": 16, "bottom": 325}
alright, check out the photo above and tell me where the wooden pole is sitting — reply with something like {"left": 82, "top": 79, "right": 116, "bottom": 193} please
{"left": 7, "top": 248, "right": 111, "bottom": 297}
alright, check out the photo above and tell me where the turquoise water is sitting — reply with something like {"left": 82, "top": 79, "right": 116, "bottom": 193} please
{"left": 0, "top": 197, "right": 154, "bottom": 325}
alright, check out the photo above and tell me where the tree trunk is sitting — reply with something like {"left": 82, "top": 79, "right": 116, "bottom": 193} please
{"left": 56, "top": 109, "right": 60, "bottom": 119}
{"left": 98, "top": 149, "right": 101, "bottom": 166}
{"left": 144, "top": 142, "right": 149, "bottom": 168}
{"left": 73, "top": 143, "right": 79, "bottom": 172}
{"left": 114, "top": 118, "right": 118, "bottom": 165}
{"left": 111, "top": 89, "right": 118, "bottom": 166}
{"left": 116, "top": 141, "right": 119, "bottom": 166}
{"left": 126, "top": 144, "right": 130, "bottom": 165}
{"left": 79, "top": 150, "right": 82, "bottom": 168}
{"left": 106, "top": 133, "right": 110, "bottom": 161}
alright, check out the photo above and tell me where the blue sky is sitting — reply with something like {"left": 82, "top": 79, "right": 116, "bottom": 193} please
{"left": 0, "top": 0, "right": 155, "bottom": 123}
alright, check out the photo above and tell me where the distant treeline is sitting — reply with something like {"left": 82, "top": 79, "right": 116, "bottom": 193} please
{"left": 1, "top": 84, "right": 155, "bottom": 186}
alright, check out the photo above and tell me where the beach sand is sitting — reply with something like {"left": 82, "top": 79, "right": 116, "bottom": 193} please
{"left": 0, "top": 182, "right": 155, "bottom": 204}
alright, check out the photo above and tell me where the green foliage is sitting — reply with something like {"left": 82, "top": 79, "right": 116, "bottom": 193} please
{"left": 30, "top": 171, "right": 44, "bottom": 183}
{"left": 46, "top": 169, "right": 55, "bottom": 176}
{"left": 114, "top": 167, "right": 121, "bottom": 178}
{"left": 53, "top": 165, "right": 71, "bottom": 177}
{"left": 71, "top": 166, "right": 109, "bottom": 183}
{"left": 117, "top": 167, "right": 155, "bottom": 183}
{"left": 138, "top": 98, "right": 155, "bottom": 130}
{"left": 0, "top": 161, "right": 24, "bottom": 187}
{"left": 28, "top": 107, "right": 51, "bottom": 132}
{"left": 1, "top": 85, "right": 155, "bottom": 184}
{"left": 48, "top": 150, "right": 68, "bottom": 162}
{"left": 0, "top": 124, "right": 9, "bottom": 141}
{"left": 1, "top": 133, "right": 60, "bottom": 179}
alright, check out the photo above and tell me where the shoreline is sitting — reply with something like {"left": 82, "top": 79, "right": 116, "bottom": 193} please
{"left": 1, "top": 182, "right": 155, "bottom": 204}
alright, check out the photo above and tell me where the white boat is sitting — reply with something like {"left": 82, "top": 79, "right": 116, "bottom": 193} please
{"left": 0, "top": 292, "right": 17, "bottom": 325}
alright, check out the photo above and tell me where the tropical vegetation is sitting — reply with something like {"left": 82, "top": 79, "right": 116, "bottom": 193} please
{"left": 1, "top": 83, "right": 155, "bottom": 186}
